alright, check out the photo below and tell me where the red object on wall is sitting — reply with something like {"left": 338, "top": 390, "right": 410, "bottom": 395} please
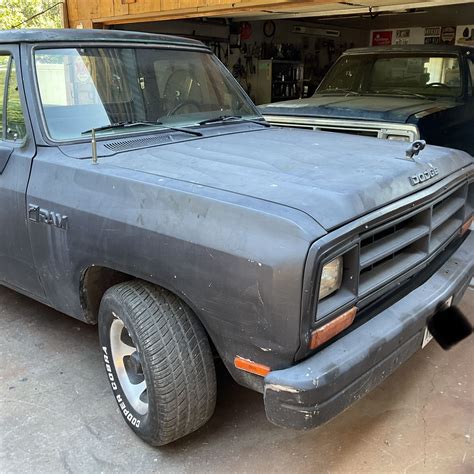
{"left": 372, "top": 31, "right": 393, "bottom": 46}
{"left": 239, "top": 22, "right": 252, "bottom": 41}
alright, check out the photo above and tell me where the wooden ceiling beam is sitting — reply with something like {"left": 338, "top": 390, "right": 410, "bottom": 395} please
{"left": 67, "top": 0, "right": 473, "bottom": 28}
{"left": 66, "top": 1, "right": 341, "bottom": 27}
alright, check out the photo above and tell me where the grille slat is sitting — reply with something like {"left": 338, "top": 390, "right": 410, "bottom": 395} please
{"left": 360, "top": 224, "right": 429, "bottom": 269}
{"left": 432, "top": 196, "right": 465, "bottom": 230}
{"left": 359, "top": 250, "right": 426, "bottom": 296}
{"left": 357, "top": 183, "right": 468, "bottom": 299}
{"left": 430, "top": 217, "right": 463, "bottom": 253}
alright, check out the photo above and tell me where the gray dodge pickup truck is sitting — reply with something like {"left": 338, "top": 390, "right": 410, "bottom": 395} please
{"left": 1, "top": 29, "right": 473, "bottom": 446}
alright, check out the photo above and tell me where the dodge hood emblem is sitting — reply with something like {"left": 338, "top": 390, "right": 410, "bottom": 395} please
{"left": 409, "top": 167, "right": 439, "bottom": 186}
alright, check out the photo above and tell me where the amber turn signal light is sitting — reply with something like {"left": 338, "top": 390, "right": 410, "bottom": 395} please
{"left": 234, "top": 356, "right": 271, "bottom": 376}
{"left": 309, "top": 306, "right": 357, "bottom": 350}
{"left": 460, "top": 215, "right": 473, "bottom": 236}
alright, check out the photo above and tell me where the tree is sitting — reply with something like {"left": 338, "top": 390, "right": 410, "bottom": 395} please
{"left": 0, "top": 0, "right": 62, "bottom": 30}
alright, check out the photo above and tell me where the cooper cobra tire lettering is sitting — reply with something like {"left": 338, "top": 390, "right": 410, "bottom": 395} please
{"left": 116, "top": 395, "right": 140, "bottom": 427}
{"left": 102, "top": 346, "right": 118, "bottom": 390}
{"left": 102, "top": 345, "right": 141, "bottom": 428}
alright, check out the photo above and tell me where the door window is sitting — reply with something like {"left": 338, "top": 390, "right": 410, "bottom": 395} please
{"left": 6, "top": 59, "right": 26, "bottom": 141}
{"left": 0, "top": 55, "right": 8, "bottom": 138}
{"left": 0, "top": 54, "right": 26, "bottom": 142}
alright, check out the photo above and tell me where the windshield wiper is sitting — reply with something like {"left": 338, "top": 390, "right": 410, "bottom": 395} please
{"left": 81, "top": 120, "right": 202, "bottom": 136}
{"left": 319, "top": 89, "right": 361, "bottom": 96}
{"left": 372, "top": 89, "right": 433, "bottom": 100}
{"left": 198, "top": 115, "right": 270, "bottom": 127}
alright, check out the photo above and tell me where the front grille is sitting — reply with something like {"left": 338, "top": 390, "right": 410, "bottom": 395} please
{"left": 313, "top": 179, "right": 471, "bottom": 321}
{"left": 263, "top": 115, "right": 420, "bottom": 141}
{"left": 358, "top": 183, "right": 468, "bottom": 298}
{"left": 271, "top": 122, "right": 379, "bottom": 138}
{"left": 316, "top": 128, "right": 378, "bottom": 138}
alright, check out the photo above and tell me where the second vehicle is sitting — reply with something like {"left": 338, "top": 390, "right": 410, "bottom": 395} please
{"left": 260, "top": 45, "right": 474, "bottom": 155}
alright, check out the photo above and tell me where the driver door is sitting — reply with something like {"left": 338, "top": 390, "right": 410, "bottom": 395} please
{"left": 0, "top": 46, "right": 45, "bottom": 299}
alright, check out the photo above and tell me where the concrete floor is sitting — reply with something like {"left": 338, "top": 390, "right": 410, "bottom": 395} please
{"left": 0, "top": 286, "right": 473, "bottom": 473}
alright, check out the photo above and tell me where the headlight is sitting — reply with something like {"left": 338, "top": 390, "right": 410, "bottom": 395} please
{"left": 318, "top": 256, "right": 343, "bottom": 300}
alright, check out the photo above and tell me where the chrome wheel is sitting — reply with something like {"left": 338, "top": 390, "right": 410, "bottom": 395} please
{"left": 109, "top": 312, "right": 148, "bottom": 415}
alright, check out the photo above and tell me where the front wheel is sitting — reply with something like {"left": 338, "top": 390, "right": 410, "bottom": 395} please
{"left": 98, "top": 280, "right": 216, "bottom": 446}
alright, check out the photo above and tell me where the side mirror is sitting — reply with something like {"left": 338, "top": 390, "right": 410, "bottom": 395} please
{"left": 0, "top": 145, "right": 13, "bottom": 174}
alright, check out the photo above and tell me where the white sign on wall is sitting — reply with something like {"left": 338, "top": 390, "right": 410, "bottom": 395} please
{"left": 371, "top": 25, "right": 469, "bottom": 46}
{"left": 371, "top": 27, "right": 425, "bottom": 46}
{"left": 455, "top": 25, "right": 474, "bottom": 46}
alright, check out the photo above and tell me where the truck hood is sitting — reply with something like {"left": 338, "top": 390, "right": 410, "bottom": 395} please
{"left": 102, "top": 127, "right": 473, "bottom": 230}
{"left": 258, "top": 95, "right": 457, "bottom": 123}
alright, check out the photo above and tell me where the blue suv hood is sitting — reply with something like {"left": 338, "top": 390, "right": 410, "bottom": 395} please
{"left": 259, "top": 95, "right": 458, "bottom": 123}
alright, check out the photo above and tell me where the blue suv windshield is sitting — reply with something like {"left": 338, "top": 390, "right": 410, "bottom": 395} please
{"left": 318, "top": 53, "right": 462, "bottom": 99}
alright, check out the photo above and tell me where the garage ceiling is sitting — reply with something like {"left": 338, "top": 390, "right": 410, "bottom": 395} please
{"left": 227, "top": 0, "right": 474, "bottom": 20}
{"left": 308, "top": 2, "right": 474, "bottom": 29}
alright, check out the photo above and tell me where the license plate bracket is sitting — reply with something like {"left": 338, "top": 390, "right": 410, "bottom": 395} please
{"left": 422, "top": 327, "right": 433, "bottom": 348}
{"left": 422, "top": 296, "right": 453, "bottom": 349}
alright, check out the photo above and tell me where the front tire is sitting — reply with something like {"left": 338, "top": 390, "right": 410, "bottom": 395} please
{"left": 98, "top": 280, "right": 216, "bottom": 446}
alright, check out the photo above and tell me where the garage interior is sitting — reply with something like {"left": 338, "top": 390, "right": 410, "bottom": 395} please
{"left": 0, "top": 1, "right": 472, "bottom": 471}
{"left": 66, "top": 0, "right": 474, "bottom": 104}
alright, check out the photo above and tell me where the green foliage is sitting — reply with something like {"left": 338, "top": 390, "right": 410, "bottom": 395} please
{"left": 0, "top": 0, "right": 62, "bottom": 30}
{"left": 0, "top": 57, "right": 26, "bottom": 140}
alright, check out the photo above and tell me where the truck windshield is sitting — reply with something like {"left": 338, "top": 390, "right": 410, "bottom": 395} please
{"left": 34, "top": 47, "right": 260, "bottom": 140}
{"left": 317, "top": 54, "right": 462, "bottom": 99}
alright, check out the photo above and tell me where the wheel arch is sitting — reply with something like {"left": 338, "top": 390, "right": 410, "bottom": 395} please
{"left": 79, "top": 265, "right": 214, "bottom": 339}
{"left": 79, "top": 265, "right": 133, "bottom": 324}
{"left": 79, "top": 264, "right": 256, "bottom": 392}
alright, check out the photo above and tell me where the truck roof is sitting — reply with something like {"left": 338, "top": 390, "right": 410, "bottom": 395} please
{"left": 344, "top": 44, "right": 473, "bottom": 55}
{"left": 0, "top": 28, "right": 207, "bottom": 49}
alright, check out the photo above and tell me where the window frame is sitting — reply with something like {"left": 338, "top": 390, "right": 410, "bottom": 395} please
{"left": 0, "top": 50, "right": 28, "bottom": 144}
{"left": 0, "top": 54, "right": 12, "bottom": 139}
{"left": 466, "top": 55, "right": 474, "bottom": 97}
{"left": 5, "top": 56, "right": 27, "bottom": 143}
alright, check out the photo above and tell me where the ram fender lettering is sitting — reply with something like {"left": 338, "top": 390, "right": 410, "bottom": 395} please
{"left": 28, "top": 204, "right": 68, "bottom": 230}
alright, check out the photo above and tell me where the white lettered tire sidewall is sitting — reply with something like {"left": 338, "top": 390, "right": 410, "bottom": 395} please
{"left": 97, "top": 280, "right": 217, "bottom": 446}
{"left": 98, "top": 298, "right": 152, "bottom": 438}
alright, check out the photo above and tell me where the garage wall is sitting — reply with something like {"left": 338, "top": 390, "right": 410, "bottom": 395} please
{"left": 114, "top": 17, "right": 367, "bottom": 102}
{"left": 228, "top": 19, "right": 367, "bottom": 101}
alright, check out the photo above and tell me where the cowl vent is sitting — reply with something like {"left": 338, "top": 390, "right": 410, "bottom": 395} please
{"left": 103, "top": 133, "right": 189, "bottom": 152}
